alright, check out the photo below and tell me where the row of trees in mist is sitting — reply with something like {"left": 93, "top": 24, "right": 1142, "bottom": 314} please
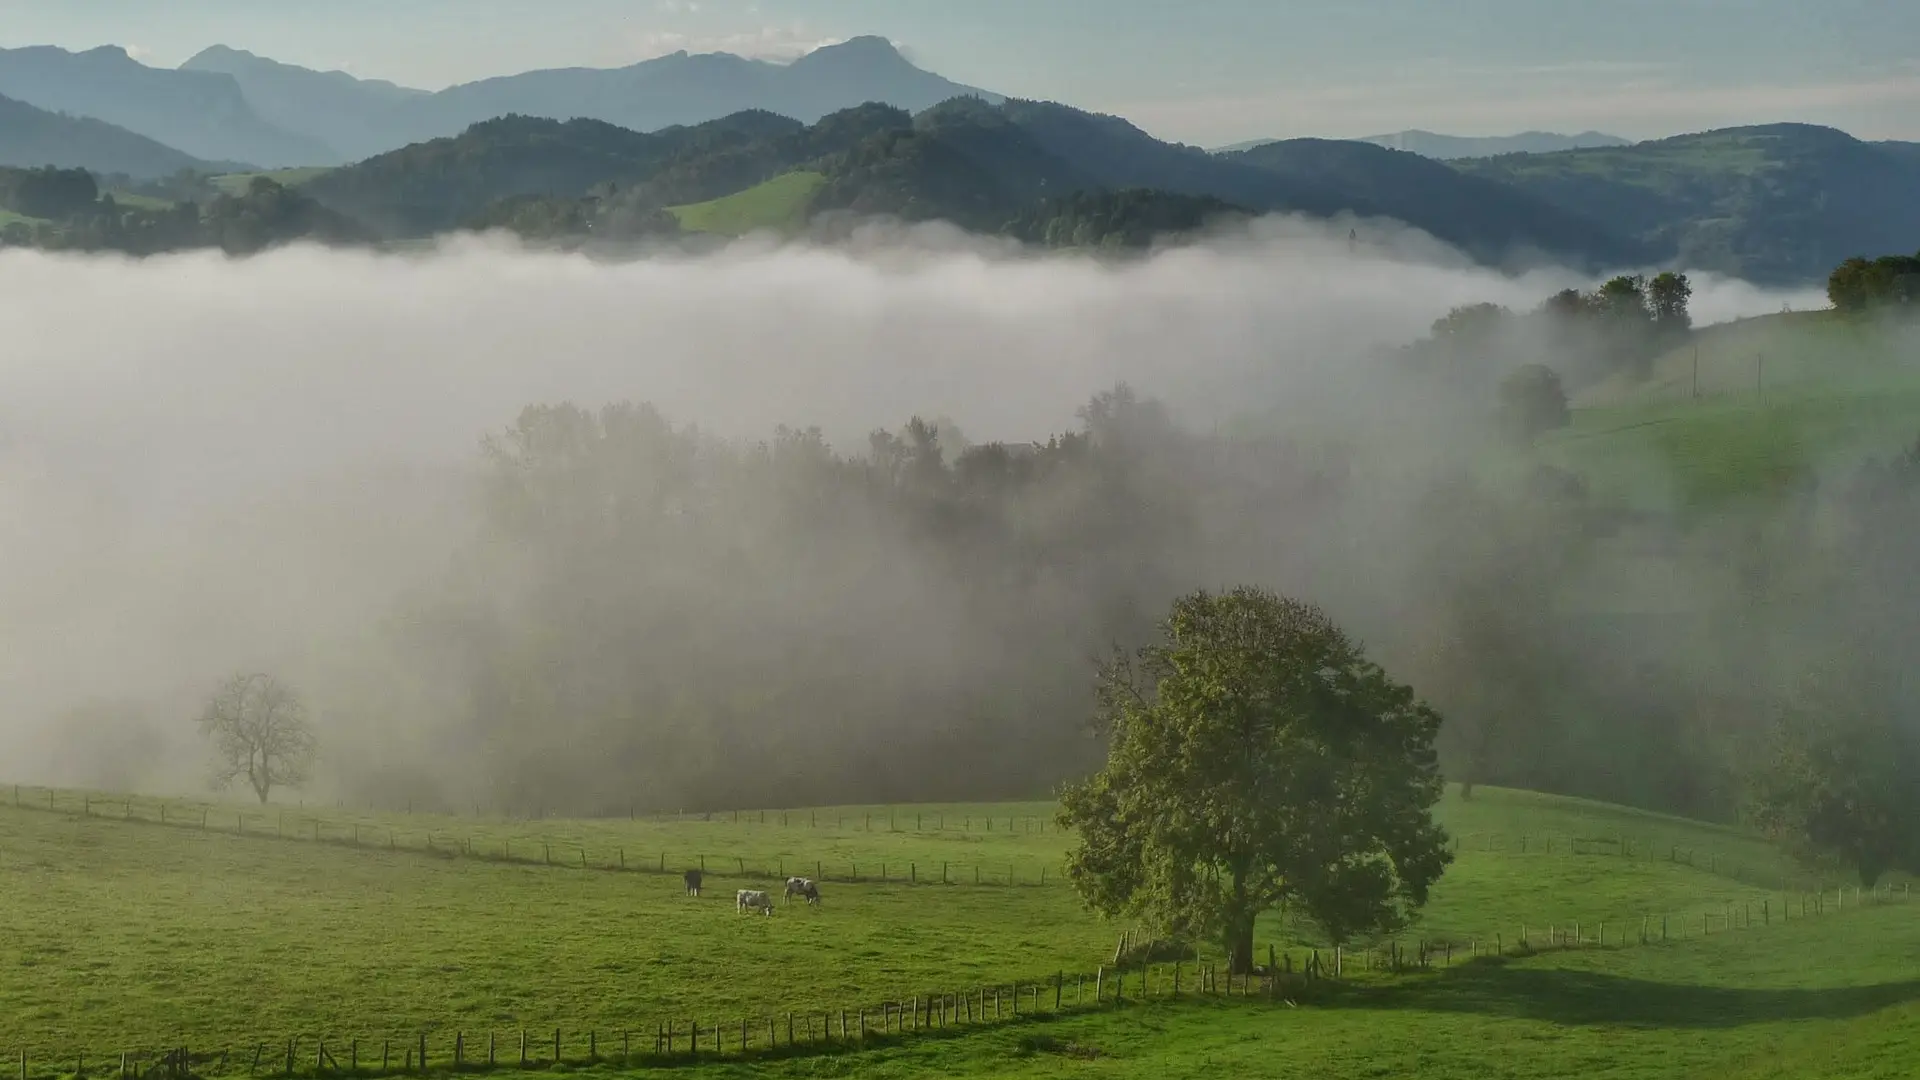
{"left": 0, "top": 171, "right": 361, "bottom": 255}
{"left": 1827, "top": 251, "right": 1920, "bottom": 311}
{"left": 251, "top": 339, "right": 1889, "bottom": 838}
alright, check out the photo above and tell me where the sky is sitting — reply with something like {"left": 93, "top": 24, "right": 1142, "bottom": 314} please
{"left": 0, "top": 0, "right": 1917, "bottom": 146}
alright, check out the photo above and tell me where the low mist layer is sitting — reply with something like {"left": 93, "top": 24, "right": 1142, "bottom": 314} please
{"left": 0, "top": 218, "right": 1845, "bottom": 816}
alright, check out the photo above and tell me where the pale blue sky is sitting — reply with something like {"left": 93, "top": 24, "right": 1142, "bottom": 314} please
{"left": 2, "top": 0, "right": 1916, "bottom": 145}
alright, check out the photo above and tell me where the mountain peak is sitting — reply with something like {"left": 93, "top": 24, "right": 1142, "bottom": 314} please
{"left": 792, "top": 36, "right": 910, "bottom": 69}
{"left": 184, "top": 44, "right": 259, "bottom": 66}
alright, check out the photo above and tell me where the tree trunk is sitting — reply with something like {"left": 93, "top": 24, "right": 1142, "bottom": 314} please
{"left": 1224, "top": 915, "right": 1256, "bottom": 975}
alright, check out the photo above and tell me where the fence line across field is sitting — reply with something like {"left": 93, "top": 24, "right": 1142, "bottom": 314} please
{"left": 3, "top": 787, "right": 1068, "bottom": 888}
{"left": 5, "top": 783, "right": 1856, "bottom": 898}
{"left": 9, "top": 884, "right": 1914, "bottom": 1080}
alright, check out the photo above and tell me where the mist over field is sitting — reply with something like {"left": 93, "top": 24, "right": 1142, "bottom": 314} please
{"left": 0, "top": 217, "right": 1842, "bottom": 816}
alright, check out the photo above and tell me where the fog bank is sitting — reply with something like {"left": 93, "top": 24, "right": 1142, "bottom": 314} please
{"left": 0, "top": 220, "right": 1829, "bottom": 810}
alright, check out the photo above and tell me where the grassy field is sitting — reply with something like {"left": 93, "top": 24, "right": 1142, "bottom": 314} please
{"left": 1543, "top": 312, "right": 1920, "bottom": 510}
{"left": 103, "top": 190, "right": 175, "bottom": 211}
{"left": 648, "top": 901, "right": 1920, "bottom": 1079}
{"left": 2, "top": 782, "right": 1893, "bottom": 1074}
{"left": 668, "top": 172, "right": 825, "bottom": 236}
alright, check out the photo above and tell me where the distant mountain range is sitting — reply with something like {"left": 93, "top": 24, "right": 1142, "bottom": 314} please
{"left": 0, "top": 91, "right": 237, "bottom": 177}
{"left": 0, "top": 45, "right": 327, "bottom": 167}
{"left": 299, "top": 97, "right": 1650, "bottom": 271}
{"left": 173, "top": 36, "right": 992, "bottom": 165}
{"left": 0, "top": 36, "right": 1916, "bottom": 284}
{"left": 1217, "top": 130, "right": 1633, "bottom": 159}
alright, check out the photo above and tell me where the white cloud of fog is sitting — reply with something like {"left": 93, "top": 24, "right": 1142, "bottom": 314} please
{"left": 0, "top": 217, "right": 1822, "bottom": 790}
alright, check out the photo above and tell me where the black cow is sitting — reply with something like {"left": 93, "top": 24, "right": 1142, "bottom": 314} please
{"left": 684, "top": 868, "right": 703, "bottom": 896}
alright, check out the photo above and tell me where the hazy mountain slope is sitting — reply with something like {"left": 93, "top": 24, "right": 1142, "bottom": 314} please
{"left": 181, "top": 45, "right": 427, "bottom": 163}
{"left": 990, "top": 102, "right": 1645, "bottom": 268}
{"left": 1452, "top": 123, "right": 1920, "bottom": 283}
{"left": 307, "top": 95, "right": 1654, "bottom": 267}
{"left": 0, "top": 45, "right": 333, "bottom": 166}
{"left": 1359, "top": 129, "right": 1632, "bottom": 158}
{"left": 1225, "top": 138, "right": 1648, "bottom": 267}
{"left": 1215, "top": 130, "right": 1632, "bottom": 157}
{"left": 303, "top": 111, "right": 803, "bottom": 234}
{"left": 258, "top": 36, "right": 1000, "bottom": 156}
{"left": 0, "top": 92, "right": 232, "bottom": 177}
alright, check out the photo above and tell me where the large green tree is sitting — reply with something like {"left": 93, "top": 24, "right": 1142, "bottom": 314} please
{"left": 1745, "top": 660, "right": 1920, "bottom": 887}
{"left": 1058, "top": 588, "right": 1452, "bottom": 973}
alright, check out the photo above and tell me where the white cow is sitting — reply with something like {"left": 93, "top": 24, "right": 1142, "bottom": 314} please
{"left": 736, "top": 889, "right": 774, "bottom": 915}
{"left": 784, "top": 877, "right": 821, "bottom": 905}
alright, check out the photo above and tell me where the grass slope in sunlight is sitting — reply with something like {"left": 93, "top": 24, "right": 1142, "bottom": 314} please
{"left": 0, "top": 804, "right": 1109, "bottom": 1057}
{"left": 666, "top": 900, "right": 1920, "bottom": 1080}
{"left": 1544, "top": 312, "right": 1920, "bottom": 511}
{"left": 668, "top": 171, "right": 825, "bottom": 236}
{"left": 208, "top": 167, "right": 335, "bottom": 195}
{"left": 0, "top": 782, "right": 1878, "bottom": 1069}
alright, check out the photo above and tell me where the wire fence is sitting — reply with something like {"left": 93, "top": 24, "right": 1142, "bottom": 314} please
{"left": 5, "top": 784, "right": 1874, "bottom": 896}
{"left": 1, "top": 786, "right": 1064, "bottom": 887}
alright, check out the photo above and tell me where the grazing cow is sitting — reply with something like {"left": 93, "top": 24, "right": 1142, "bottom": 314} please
{"left": 737, "top": 889, "right": 774, "bottom": 915}
{"left": 784, "top": 877, "right": 821, "bottom": 905}
{"left": 683, "top": 869, "right": 703, "bottom": 896}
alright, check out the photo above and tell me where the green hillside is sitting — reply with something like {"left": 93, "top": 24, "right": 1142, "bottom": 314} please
{"left": 1452, "top": 124, "right": 1920, "bottom": 284}
{"left": 668, "top": 170, "right": 824, "bottom": 235}
{"left": 1546, "top": 312, "right": 1920, "bottom": 509}
{"left": 208, "top": 166, "right": 333, "bottom": 195}
{"left": 1225, "top": 137, "right": 1647, "bottom": 268}
{"left": 289, "top": 99, "right": 1651, "bottom": 262}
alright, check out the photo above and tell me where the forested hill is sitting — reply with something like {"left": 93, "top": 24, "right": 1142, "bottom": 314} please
{"left": 300, "top": 96, "right": 1650, "bottom": 268}
{"left": 1223, "top": 138, "right": 1640, "bottom": 267}
{"left": 1449, "top": 123, "right": 1920, "bottom": 284}
{"left": 7, "top": 95, "right": 1917, "bottom": 279}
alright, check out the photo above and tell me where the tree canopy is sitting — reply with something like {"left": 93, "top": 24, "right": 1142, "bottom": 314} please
{"left": 1745, "top": 660, "right": 1920, "bottom": 887}
{"left": 1828, "top": 252, "right": 1920, "bottom": 312}
{"left": 1058, "top": 587, "right": 1451, "bottom": 972}
{"left": 197, "top": 672, "right": 318, "bottom": 804}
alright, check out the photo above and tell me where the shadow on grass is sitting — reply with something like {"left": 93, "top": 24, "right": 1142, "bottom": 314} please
{"left": 1343, "top": 959, "right": 1920, "bottom": 1029}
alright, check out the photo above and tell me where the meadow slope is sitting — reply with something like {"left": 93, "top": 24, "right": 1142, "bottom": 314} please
{"left": 0, "top": 783, "right": 1897, "bottom": 1073}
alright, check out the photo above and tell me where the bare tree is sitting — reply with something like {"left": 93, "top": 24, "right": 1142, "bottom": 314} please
{"left": 197, "top": 673, "right": 316, "bottom": 803}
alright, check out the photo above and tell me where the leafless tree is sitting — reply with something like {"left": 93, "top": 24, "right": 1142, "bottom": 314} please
{"left": 197, "top": 673, "right": 316, "bottom": 803}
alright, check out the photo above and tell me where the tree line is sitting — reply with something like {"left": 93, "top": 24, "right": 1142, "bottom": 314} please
{"left": 1828, "top": 251, "right": 1920, "bottom": 311}
{"left": 0, "top": 169, "right": 363, "bottom": 255}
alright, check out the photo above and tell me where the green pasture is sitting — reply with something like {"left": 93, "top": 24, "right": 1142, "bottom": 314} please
{"left": 662, "top": 900, "right": 1920, "bottom": 1079}
{"left": 0, "top": 782, "right": 1892, "bottom": 1072}
{"left": 668, "top": 172, "right": 824, "bottom": 236}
